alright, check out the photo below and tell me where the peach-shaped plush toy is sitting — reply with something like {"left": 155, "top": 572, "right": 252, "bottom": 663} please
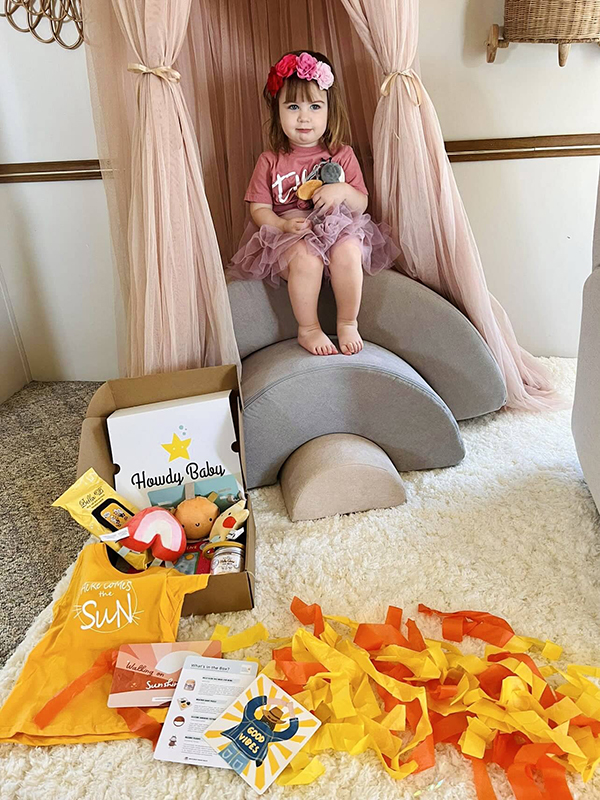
{"left": 120, "top": 507, "right": 186, "bottom": 562}
{"left": 174, "top": 495, "right": 219, "bottom": 540}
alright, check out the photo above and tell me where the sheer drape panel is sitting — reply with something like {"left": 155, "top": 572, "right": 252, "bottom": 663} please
{"left": 340, "top": 0, "right": 559, "bottom": 410}
{"left": 83, "top": 0, "right": 239, "bottom": 375}
{"left": 82, "top": 0, "right": 135, "bottom": 375}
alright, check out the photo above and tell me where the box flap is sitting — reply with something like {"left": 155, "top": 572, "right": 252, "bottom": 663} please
{"left": 86, "top": 365, "right": 239, "bottom": 419}
{"left": 181, "top": 570, "right": 253, "bottom": 616}
{"left": 78, "top": 418, "right": 116, "bottom": 483}
{"left": 244, "top": 496, "right": 255, "bottom": 589}
{"left": 86, "top": 382, "right": 119, "bottom": 419}
{"left": 236, "top": 396, "right": 249, "bottom": 491}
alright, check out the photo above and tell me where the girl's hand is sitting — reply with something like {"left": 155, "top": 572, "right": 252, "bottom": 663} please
{"left": 283, "top": 217, "right": 312, "bottom": 234}
{"left": 312, "top": 183, "right": 349, "bottom": 213}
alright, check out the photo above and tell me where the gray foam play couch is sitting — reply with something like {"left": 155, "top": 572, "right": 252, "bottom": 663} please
{"left": 228, "top": 270, "right": 507, "bottom": 489}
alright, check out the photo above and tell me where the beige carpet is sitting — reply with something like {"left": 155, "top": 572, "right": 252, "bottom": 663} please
{"left": 1, "top": 358, "right": 599, "bottom": 799}
{"left": 0, "top": 381, "right": 101, "bottom": 667}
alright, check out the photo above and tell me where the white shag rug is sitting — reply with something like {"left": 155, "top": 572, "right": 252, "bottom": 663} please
{"left": 1, "top": 358, "right": 599, "bottom": 800}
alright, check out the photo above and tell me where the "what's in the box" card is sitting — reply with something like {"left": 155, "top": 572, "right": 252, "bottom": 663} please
{"left": 154, "top": 656, "right": 258, "bottom": 769}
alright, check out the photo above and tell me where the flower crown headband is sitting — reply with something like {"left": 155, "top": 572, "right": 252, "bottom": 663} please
{"left": 267, "top": 52, "right": 334, "bottom": 98}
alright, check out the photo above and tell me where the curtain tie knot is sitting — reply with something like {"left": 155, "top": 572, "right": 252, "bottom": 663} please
{"left": 127, "top": 63, "right": 181, "bottom": 83}
{"left": 380, "top": 69, "right": 422, "bottom": 106}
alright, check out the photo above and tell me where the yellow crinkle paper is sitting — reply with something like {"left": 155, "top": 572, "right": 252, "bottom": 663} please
{"left": 210, "top": 622, "right": 269, "bottom": 652}
{"left": 221, "top": 601, "right": 600, "bottom": 799}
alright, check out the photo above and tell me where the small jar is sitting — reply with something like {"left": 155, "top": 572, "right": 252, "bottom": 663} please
{"left": 210, "top": 543, "right": 245, "bottom": 575}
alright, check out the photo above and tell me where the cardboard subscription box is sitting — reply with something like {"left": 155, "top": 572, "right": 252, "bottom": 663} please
{"left": 77, "top": 364, "right": 254, "bottom": 617}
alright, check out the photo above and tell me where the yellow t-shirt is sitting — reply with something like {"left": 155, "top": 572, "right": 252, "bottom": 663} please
{"left": 0, "top": 543, "right": 208, "bottom": 746}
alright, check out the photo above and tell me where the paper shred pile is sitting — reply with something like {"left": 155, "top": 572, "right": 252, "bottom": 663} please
{"left": 213, "top": 599, "right": 600, "bottom": 798}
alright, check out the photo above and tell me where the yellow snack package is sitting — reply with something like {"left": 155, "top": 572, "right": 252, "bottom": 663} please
{"left": 53, "top": 468, "right": 152, "bottom": 570}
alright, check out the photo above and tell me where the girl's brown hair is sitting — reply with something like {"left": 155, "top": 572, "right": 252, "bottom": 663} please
{"left": 263, "top": 50, "right": 351, "bottom": 155}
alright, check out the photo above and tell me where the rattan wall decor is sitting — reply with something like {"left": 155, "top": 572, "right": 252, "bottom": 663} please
{"left": 1, "top": 0, "right": 83, "bottom": 49}
{"left": 487, "top": 0, "right": 600, "bottom": 66}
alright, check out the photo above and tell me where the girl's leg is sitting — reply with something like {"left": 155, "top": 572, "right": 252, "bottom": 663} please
{"left": 282, "top": 241, "right": 337, "bottom": 356}
{"left": 329, "top": 239, "right": 364, "bottom": 355}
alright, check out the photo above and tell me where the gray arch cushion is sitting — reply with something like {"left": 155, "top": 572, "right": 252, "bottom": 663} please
{"left": 228, "top": 271, "right": 506, "bottom": 420}
{"left": 242, "top": 339, "right": 464, "bottom": 488}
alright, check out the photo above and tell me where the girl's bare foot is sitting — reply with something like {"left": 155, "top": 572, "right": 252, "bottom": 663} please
{"left": 337, "top": 320, "right": 363, "bottom": 355}
{"left": 298, "top": 325, "right": 338, "bottom": 356}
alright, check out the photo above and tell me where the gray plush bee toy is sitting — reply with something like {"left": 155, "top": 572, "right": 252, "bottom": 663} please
{"left": 297, "top": 158, "right": 346, "bottom": 201}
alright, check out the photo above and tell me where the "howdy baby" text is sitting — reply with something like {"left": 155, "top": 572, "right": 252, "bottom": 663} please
{"left": 131, "top": 462, "right": 226, "bottom": 490}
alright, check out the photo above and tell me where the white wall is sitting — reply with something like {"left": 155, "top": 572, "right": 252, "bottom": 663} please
{"left": 420, "top": 0, "right": 600, "bottom": 356}
{"left": 453, "top": 157, "right": 598, "bottom": 357}
{"left": 420, "top": 0, "right": 600, "bottom": 139}
{"left": 0, "top": 23, "right": 118, "bottom": 384}
{"left": 0, "top": 180, "right": 118, "bottom": 381}
{"left": 0, "top": 258, "right": 29, "bottom": 402}
{"left": 0, "top": 2, "right": 599, "bottom": 385}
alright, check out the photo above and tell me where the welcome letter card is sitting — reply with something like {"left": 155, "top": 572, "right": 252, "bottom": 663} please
{"left": 203, "top": 674, "right": 321, "bottom": 795}
{"left": 107, "top": 641, "right": 222, "bottom": 708}
{"left": 107, "top": 391, "right": 244, "bottom": 508}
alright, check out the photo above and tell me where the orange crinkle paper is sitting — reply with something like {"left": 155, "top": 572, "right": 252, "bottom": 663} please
{"left": 217, "top": 598, "right": 600, "bottom": 797}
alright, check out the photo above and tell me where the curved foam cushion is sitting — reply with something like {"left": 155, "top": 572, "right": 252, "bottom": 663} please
{"left": 228, "top": 273, "right": 506, "bottom": 420}
{"left": 242, "top": 339, "right": 465, "bottom": 488}
{"left": 280, "top": 434, "right": 407, "bottom": 521}
{"left": 359, "top": 272, "right": 506, "bottom": 420}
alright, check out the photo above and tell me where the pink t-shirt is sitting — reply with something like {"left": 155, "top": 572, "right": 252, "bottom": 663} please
{"left": 244, "top": 143, "right": 368, "bottom": 214}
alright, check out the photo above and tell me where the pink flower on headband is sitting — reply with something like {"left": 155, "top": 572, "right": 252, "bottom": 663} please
{"left": 296, "top": 52, "right": 318, "bottom": 81}
{"left": 275, "top": 53, "right": 298, "bottom": 78}
{"left": 314, "top": 61, "right": 334, "bottom": 91}
{"left": 266, "top": 52, "right": 335, "bottom": 96}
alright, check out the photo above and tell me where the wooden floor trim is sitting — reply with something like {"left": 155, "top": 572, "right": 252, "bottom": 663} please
{"left": 446, "top": 133, "right": 600, "bottom": 152}
{"left": 1, "top": 135, "right": 599, "bottom": 183}
{"left": 447, "top": 133, "right": 600, "bottom": 163}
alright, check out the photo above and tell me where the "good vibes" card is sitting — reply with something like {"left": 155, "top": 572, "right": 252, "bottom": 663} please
{"left": 203, "top": 674, "right": 321, "bottom": 794}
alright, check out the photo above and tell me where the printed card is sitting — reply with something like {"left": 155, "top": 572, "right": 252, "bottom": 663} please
{"left": 154, "top": 656, "right": 258, "bottom": 768}
{"left": 107, "top": 641, "right": 221, "bottom": 708}
{"left": 203, "top": 674, "right": 321, "bottom": 794}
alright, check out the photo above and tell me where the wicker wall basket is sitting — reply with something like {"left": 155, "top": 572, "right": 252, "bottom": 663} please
{"left": 487, "top": 0, "right": 600, "bottom": 66}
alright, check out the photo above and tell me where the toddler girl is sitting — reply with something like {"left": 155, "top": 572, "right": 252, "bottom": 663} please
{"left": 228, "top": 50, "right": 399, "bottom": 356}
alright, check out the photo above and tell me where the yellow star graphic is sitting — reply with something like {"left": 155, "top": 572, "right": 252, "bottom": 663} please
{"left": 161, "top": 433, "right": 192, "bottom": 462}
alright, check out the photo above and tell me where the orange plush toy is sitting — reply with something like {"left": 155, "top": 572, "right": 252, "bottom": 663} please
{"left": 174, "top": 496, "right": 219, "bottom": 540}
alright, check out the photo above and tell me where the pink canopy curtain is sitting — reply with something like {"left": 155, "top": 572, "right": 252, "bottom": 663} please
{"left": 339, "top": 0, "right": 558, "bottom": 410}
{"left": 82, "top": 0, "right": 239, "bottom": 376}
{"left": 84, "top": 0, "right": 558, "bottom": 408}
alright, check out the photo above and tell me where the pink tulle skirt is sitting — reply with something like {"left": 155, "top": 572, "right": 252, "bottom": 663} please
{"left": 227, "top": 204, "right": 400, "bottom": 287}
